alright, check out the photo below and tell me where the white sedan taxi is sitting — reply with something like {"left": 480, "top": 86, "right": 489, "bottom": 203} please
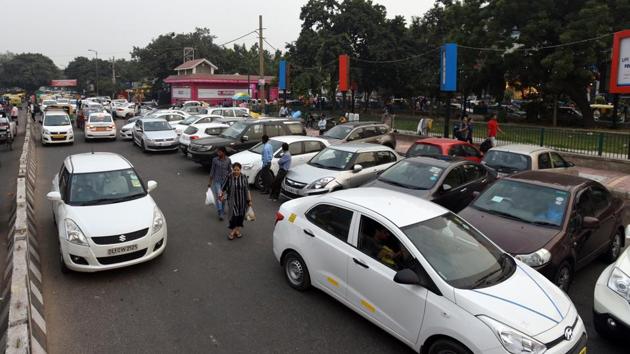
{"left": 46, "top": 153, "right": 167, "bottom": 272}
{"left": 273, "top": 188, "right": 586, "bottom": 354}
{"left": 84, "top": 112, "right": 116, "bottom": 141}
{"left": 593, "top": 245, "right": 630, "bottom": 339}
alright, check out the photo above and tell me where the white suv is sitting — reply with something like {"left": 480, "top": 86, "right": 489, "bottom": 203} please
{"left": 46, "top": 153, "right": 167, "bottom": 272}
{"left": 41, "top": 110, "right": 74, "bottom": 145}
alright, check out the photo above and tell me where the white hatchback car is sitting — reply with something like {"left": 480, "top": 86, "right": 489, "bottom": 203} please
{"left": 46, "top": 153, "right": 167, "bottom": 272}
{"left": 41, "top": 110, "right": 74, "bottom": 145}
{"left": 594, "top": 245, "right": 630, "bottom": 339}
{"left": 172, "top": 114, "right": 223, "bottom": 137}
{"left": 178, "top": 122, "right": 229, "bottom": 153}
{"left": 273, "top": 188, "right": 586, "bottom": 354}
{"left": 84, "top": 112, "right": 116, "bottom": 141}
{"left": 231, "top": 136, "right": 330, "bottom": 189}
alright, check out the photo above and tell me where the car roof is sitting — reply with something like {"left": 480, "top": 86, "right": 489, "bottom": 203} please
{"left": 339, "top": 121, "right": 383, "bottom": 127}
{"left": 490, "top": 144, "right": 550, "bottom": 154}
{"left": 269, "top": 135, "right": 327, "bottom": 144}
{"left": 44, "top": 110, "right": 68, "bottom": 116}
{"left": 88, "top": 112, "right": 111, "bottom": 117}
{"left": 506, "top": 170, "right": 591, "bottom": 191}
{"left": 66, "top": 153, "right": 133, "bottom": 174}
{"left": 415, "top": 137, "right": 469, "bottom": 146}
{"left": 142, "top": 118, "right": 169, "bottom": 123}
{"left": 328, "top": 187, "right": 447, "bottom": 227}
{"left": 405, "top": 156, "right": 466, "bottom": 167}
{"left": 329, "top": 142, "right": 394, "bottom": 153}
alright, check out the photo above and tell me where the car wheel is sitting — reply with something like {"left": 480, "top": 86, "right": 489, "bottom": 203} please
{"left": 254, "top": 170, "right": 272, "bottom": 190}
{"left": 282, "top": 251, "right": 311, "bottom": 291}
{"left": 427, "top": 339, "right": 472, "bottom": 354}
{"left": 603, "top": 230, "right": 623, "bottom": 263}
{"left": 141, "top": 140, "right": 147, "bottom": 153}
{"left": 554, "top": 261, "right": 573, "bottom": 292}
{"left": 59, "top": 249, "right": 70, "bottom": 274}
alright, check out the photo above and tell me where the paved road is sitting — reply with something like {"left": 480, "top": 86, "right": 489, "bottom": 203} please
{"left": 0, "top": 111, "right": 26, "bottom": 293}
{"left": 33, "top": 123, "right": 625, "bottom": 353}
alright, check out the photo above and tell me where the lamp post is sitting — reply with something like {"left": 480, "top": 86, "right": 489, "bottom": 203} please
{"left": 88, "top": 49, "right": 99, "bottom": 96}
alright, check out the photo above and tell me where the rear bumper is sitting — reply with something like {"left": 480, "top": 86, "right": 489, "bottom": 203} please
{"left": 86, "top": 130, "right": 116, "bottom": 138}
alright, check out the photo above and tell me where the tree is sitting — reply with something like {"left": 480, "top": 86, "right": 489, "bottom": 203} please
{"left": 0, "top": 53, "right": 60, "bottom": 91}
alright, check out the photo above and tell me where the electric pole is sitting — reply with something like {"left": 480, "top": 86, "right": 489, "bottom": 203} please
{"left": 258, "top": 15, "right": 265, "bottom": 113}
{"left": 88, "top": 49, "right": 99, "bottom": 96}
{"left": 111, "top": 57, "right": 117, "bottom": 98}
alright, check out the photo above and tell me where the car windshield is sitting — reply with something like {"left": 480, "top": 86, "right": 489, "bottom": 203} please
{"left": 180, "top": 116, "right": 199, "bottom": 126}
{"left": 323, "top": 125, "right": 353, "bottom": 140}
{"left": 378, "top": 160, "right": 444, "bottom": 190}
{"left": 68, "top": 168, "right": 147, "bottom": 206}
{"left": 407, "top": 143, "right": 442, "bottom": 157}
{"left": 56, "top": 99, "right": 69, "bottom": 104}
{"left": 472, "top": 179, "right": 569, "bottom": 228}
{"left": 144, "top": 121, "right": 172, "bottom": 131}
{"left": 403, "top": 213, "right": 515, "bottom": 289}
{"left": 308, "top": 148, "right": 355, "bottom": 170}
{"left": 483, "top": 150, "right": 531, "bottom": 172}
{"left": 44, "top": 115, "right": 71, "bottom": 126}
{"left": 249, "top": 139, "right": 284, "bottom": 154}
{"left": 89, "top": 115, "right": 112, "bottom": 123}
{"left": 220, "top": 121, "right": 247, "bottom": 139}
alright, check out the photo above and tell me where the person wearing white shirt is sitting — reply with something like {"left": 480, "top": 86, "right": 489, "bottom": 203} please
{"left": 318, "top": 115, "right": 327, "bottom": 136}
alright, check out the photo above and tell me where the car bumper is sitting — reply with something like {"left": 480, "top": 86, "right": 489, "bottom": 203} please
{"left": 115, "top": 111, "right": 130, "bottom": 118}
{"left": 594, "top": 264, "right": 630, "bottom": 331}
{"left": 85, "top": 130, "right": 116, "bottom": 138}
{"left": 42, "top": 133, "right": 74, "bottom": 143}
{"left": 61, "top": 225, "right": 167, "bottom": 272}
{"left": 119, "top": 130, "right": 132, "bottom": 139}
{"left": 280, "top": 183, "right": 334, "bottom": 199}
{"left": 187, "top": 149, "right": 216, "bottom": 165}
{"left": 145, "top": 142, "right": 179, "bottom": 151}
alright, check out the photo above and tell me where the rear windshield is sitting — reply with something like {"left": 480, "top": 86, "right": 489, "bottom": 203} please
{"left": 89, "top": 115, "right": 113, "bottom": 123}
{"left": 184, "top": 126, "right": 198, "bottom": 135}
{"left": 483, "top": 150, "right": 531, "bottom": 172}
{"left": 407, "top": 143, "right": 442, "bottom": 157}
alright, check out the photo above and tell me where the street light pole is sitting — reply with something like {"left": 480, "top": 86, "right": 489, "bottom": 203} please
{"left": 88, "top": 49, "right": 99, "bottom": 96}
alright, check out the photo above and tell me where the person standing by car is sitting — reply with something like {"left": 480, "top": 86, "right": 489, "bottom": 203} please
{"left": 487, "top": 114, "right": 503, "bottom": 147}
{"left": 260, "top": 135, "right": 274, "bottom": 194}
{"left": 220, "top": 162, "right": 252, "bottom": 240}
{"left": 318, "top": 115, "right": 327, "bottom": 136}
{"left": 465, "top": 116, "right": 474, "bottom": 144}
{"left": 208, "top": 147, "right": 232, "bottom": 221}
{"left": 10, "top": 104, "right": 18, "bottom": 125}
{"left": 270, "top": 143, "right": 291, "bottom": 201}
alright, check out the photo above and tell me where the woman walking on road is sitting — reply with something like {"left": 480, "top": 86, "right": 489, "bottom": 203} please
{"left": 220, "top": 162, "right": 253, "bottom": 240}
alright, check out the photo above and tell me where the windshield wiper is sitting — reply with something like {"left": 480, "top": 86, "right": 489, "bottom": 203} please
{"left": 309, "top": 162, "right": 326, "bottom": 168}
{"left": 531, "top": 220, "right": 560, "bottom": 227}
{"left": 82, "top": 194, "right": 145, "bottom": 206}
{"left": 481, "top": 208, "right": 530, "bottom": 223}
{"left": 379, "top": 178, "right": 426, "bottom": 190}
{"left": 472, "top": 254, "right": 510, "bottom": 288}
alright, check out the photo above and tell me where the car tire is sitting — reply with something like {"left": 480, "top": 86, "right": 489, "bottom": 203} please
{"left": 602, "top": 230, "right": 623, "bottom": 263}
{"left": 427, "top": 339, "right": 472, "bottom": 354}
{"left": 254, "top": 170, "right": 273, "bottom": 190}
{"left": 554, "top": 261, "right": 573, "bottom": 292}
{"left": 282, "top": 251, "right": 311, "bottom": 291}
{"left": 141, "top": 140, "right": 147, "bottom": 153}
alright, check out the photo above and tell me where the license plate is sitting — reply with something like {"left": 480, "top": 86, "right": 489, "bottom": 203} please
{"left": 52, "top": 134, "right": 65, "bottom": 138}
{"left": 283, "top": 185, "right": 298, "bottom": 195}
{"left": 107, "top": 244, "right": 138, "bottom": 256}
{"left": 96, "top": 127, "right": 107, "bottom": 131}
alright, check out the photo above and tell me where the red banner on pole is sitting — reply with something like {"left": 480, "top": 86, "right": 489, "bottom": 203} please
{"left": 339, "top": 54, "right": 350, "bottom": 92}
{"left": 610, "top": 30, "right": 630, "bottom": 94}
{"left": 50, "top": 79, "right": 77, "bottom": 87}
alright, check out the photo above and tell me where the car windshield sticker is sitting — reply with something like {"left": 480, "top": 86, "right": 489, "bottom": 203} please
{"left": 491, "top": 196, "right": 504, "bottom": 203}
{"left": 131, "top": 180, "right": 141, "bottom": 187}
{"left": 430, "top": 176, "right": 437, "bottom": 181}
{"left": 430, "top": 167, "right": 442, "bottom": 174}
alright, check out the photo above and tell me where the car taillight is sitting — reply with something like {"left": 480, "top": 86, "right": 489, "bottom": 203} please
{"left": 109, "top": 125, "right": 115, "bottom": 129}
{"left": 117, "top": 108, "right": 124, "bottom": 111}
{"left": 190, "top": 136, "right": 199, "bottom": 140}
{"left": 275, "top": 212, "right": 284, "bottom": 225}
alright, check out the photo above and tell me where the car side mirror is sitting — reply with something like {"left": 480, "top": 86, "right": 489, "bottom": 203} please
{"left": 583, "top": 216, "right": 600, "bottom": 229}
{"left": 147, "top": 180, "right": 158, "bottom": 193}
{"left": 46, "top": 191, "right": 62, "bottom": 201}
{"left": 442, "top": 184, "right": 452, "bottom": 192}
{"left": 393, "top": 269, "right": 422, "bottom": 286}
{"left": 241, "top": 135, "right": 249, "bottom": 142}
{"left": 353, "top": 164, "right": 363, "bottom": 173}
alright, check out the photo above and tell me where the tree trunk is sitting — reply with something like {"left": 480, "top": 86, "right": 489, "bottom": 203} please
{"left": 567, "top": 86, "right": 594, "bottom": 128}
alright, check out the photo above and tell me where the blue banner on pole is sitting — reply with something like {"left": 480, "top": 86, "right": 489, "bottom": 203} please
{"left": 440, "top": 44, "right": 457, "bottom": 92}
{"left": 279, "top": 60, "right": 287, "bottom": 90}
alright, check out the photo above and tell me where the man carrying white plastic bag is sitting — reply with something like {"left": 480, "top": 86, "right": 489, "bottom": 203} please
{"left": 207, "top": 147, "right": 231, "bottom": 220}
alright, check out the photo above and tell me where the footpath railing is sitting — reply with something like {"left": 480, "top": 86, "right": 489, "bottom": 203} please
{"left": 392, "top": 116, "right": 630, "bottom": 160}
{"left": 1, "top": 119, "right": 47, "bottom": 353}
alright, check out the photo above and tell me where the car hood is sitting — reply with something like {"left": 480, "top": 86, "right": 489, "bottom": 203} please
{"left": 320, "top": 137, "right": 344, "bottom": 145}
{"left": 454, "top": 263, "right": 571, "bottom": 337}
{"left": 195, "top": 136, "right": 236, "bottom": 146}
{"left": 287, "top": 163, "right": 341, "bottom": 184}
{"left": 66, "top": 196, "right": 155, "bottom": 237}
{"left": 122, "top": 122, "right": 134, "bottom": 130}
{"left": 459, "top": 207, "right": 561, "bottom": 254}
{"left": 364, "top": 179, "right": 431, "bottom": 199}
{"left": 145, "top": 130, "right": 177, "bottom": 139}
{"left": 231, "top": 150, "right": 262, "bottom": 166}
{"left": 44, "top": 125, "right": 73, "bottom": 132}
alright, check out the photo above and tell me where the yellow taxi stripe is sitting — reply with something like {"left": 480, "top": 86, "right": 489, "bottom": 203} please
{"left": 326, "top": 277, "right": 339, "bottom": 287}
{"left": 360, "top": 300, "right": 376, "bottom": 313}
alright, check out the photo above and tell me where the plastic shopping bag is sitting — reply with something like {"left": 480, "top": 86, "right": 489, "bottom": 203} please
{"left": 205, "top": 188, "right": 215, "bottom": 207}
{"left": 245, "top": 206, "right": 256, "bottom": 221}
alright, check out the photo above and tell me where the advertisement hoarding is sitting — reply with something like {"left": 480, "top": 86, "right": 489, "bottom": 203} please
{"left": 440, "top": 44, "right": 457, "bottom": 92}
{"left": 50, "top": 79, "right": 77, "bottom": 87}
{"left": 172, "top": 87, "right": 191, "bottom": 99}
{"left": 610, "top": 30, "right": 630, "bottom": 94}
{"left": 339, "top": 54, "right": 350, "bottom": 92}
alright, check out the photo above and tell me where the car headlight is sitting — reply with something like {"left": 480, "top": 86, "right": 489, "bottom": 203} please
{"left": 64, "top": 219, "right": 89, "bottom": 246}
{"left": 146, "top": 138, "right": 155, "bottom": 143}
{"left": 478, "top": 316, "right": 546, "bottom": 354}
{"left": 42, "top": 129, "right": 50, "bottom": 134}
{"left": 152, "top": 208, "right": 164, "bottom": 234}
{"left": 198, "top": 145, "right": 213, "bottom": 152}
{"left": 515, "top": 249, "right": 551, "bottom": 267}
{"left": 309, "top": 177, "right": 335, "bottom": 189}
{"left": 608, "top": 267, "right": 630, "bottom": 303}
{"left": 242, "top": 162, "right": 255, "bottom": 170}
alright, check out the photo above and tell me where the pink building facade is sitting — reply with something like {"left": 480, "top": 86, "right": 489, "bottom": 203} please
{"left": 164, "top": 74, "right": 278, "bottom": 106}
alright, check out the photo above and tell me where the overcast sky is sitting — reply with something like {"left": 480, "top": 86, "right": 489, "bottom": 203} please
{"left": 4, "top": 0, "right": 434, "bottom": 68}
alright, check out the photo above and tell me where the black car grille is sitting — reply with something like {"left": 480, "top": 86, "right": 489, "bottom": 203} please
{"left": 91, "top": 228, "right": 148, "bottom": 245}
{"left": 51, "top": 135, "right": 67, "bottom": 141}
{"left": 545, "top": 317, "right": 579, "bottom": 349}
{"left": 284, "top": 178, "right": 307, "bottom": 189}
{"left": 97, "top": 249, "right": 147, "bottom": 265}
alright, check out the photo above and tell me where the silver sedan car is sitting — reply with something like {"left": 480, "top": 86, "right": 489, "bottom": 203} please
{"left": 132, "top": 118, "right": 179, "bottom": 152}
{"left": 281, "top": 143, "right": 399, "bottom": 199}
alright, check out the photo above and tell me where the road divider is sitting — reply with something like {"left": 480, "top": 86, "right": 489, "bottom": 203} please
{"left": 1, "top": 118, "right": 47, "bottom": 354}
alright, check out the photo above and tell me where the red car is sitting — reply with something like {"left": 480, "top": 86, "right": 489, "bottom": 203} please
{"left": 406, "top": 137, "right": 483, "bottom": 163}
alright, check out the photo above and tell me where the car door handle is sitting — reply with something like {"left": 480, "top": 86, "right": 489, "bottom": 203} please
{"left": 460, "top": 188, "right": 467, "bottom": 192}
{"left": 353, "top": 258, "right": 369, "bottom": 269}
{"left": 303, "top": 229, "right": 315, "bottom": 237}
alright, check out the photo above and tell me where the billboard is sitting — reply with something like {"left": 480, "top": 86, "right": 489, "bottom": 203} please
{"left": 198, "top": 88, "right": 239, "bottom": 99}
{"left": 50, "top": 79, "right": 77, "bottom": 87}
{"left": 339, "top": 54, "right": 350, "bottom": 92}
{"left": 440, "top": 44, "right": 457, "bottom": 92}
{"left": 610, "top": 30, "right": 630, "bottom": 94}
{"left": 278, "top": 60, "right": 287, "bottom": 90}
